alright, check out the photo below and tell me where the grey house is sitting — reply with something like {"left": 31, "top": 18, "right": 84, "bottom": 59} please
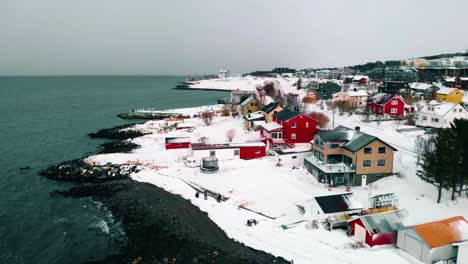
{"left": 396, "top": 216, "right": 468, "bottom": 264}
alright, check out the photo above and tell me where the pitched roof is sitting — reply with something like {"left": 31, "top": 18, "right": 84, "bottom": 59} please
{"left": 412, "top": 216, "right": 468, "bottom": 248}
{"left": 314, "top": 193, "right": 363, "bottom": 214}
{"left": 408, "top": 82, "right": 435, "bottom": 91}
{"left": 317, "top": 130, "right": 354, "bottom": 142}
{"left": 259, "top": 122, "right": 283, "bottom": 132}
{"left": 420, "top": 101, "right": 460, "bottom": 117}
{"left": 316, "top": 126, "right": 397, "bottom": 152}
{"left": 261, "top": 102, "right": 280, "bottom": 114}
{"left": 240, "top": 95, "right": 256, "bottom": 106}
{"left": 437, "top": 87, "right": 456, "bottom": 94}
{"left": 356, "top": 210, "right": 407, "bottom": 235}
{"left": 343, "top": 133, "right": 378, "bottom": 152}
{"left": 273, "top": 109, "right": 300, "bottom": 121}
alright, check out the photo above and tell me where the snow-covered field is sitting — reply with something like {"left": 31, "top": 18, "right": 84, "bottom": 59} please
{"left": 188, "top": 76, "right": 311, "bottom": 96}
{"left": 88, "top": 104, "right": 468, "bottom": 264}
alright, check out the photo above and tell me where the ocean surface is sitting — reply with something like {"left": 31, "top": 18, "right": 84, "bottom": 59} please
{"left": 0, "top": 76, "right": 227, "bottom": 264}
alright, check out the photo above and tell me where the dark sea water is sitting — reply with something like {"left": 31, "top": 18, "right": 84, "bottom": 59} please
{"left": 0, "top": 76, "right": 227, "bottom": 264}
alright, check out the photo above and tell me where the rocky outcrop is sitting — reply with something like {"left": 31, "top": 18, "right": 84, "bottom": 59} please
{"left": 39, "top": 159, "right": 137, "bottom": 183}
{"left": 117, "top": 112, "right": 189, "bottom": 120}
{"left": 89, "top": 124, "right": 148, "bottom": 140}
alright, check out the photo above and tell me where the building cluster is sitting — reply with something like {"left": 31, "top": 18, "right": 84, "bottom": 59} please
{"left": 159, "top": 83, "right": 468, "bottom": 263}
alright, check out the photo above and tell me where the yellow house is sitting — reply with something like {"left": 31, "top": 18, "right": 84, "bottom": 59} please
{"left": 261, "top": 102, "right": 284, "bottom": 122}
{"left": 435, "top": 87, "right": 464, "bottom": 104}
{"left": 240, "top": 95, "right": 262, "bottom": 117}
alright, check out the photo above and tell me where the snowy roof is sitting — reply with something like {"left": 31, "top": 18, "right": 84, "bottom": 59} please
{"left": 444, "top": 77, "right": 457, "bottom": 82}
{"left": 240, "top": 95, "right": 256, "bottom": 106}
{"left": 420, "top": 101, "right": 460, "bottom": 116}
{"left": 436, "top": 87, "right": 463, "bottom": 95}
{"left": 191, "top": 142, "right": 265, "bottom": 150}
{"left": 273, "top": 147, "right": 312, "bottom": 155}
{"left": 314, "top": 193, "right": 363, "bottom": 214}
{"left": 244, "top": 111, "right": 265, "bottom": 121}
{"left": 176, "top": 123, "right": 195, "bottom": 128}
{"left": 353, "top": 75, "right": 369, "bottom": 81}
{"left": 354, "top": 210, "right": 408, "bottom": 235}
{"left": 259, "top": 122, "right": 283, "bottom": 132}
{"left": 165, "top": 137, "right": 191, "bottom": 144}
{"left": 409, "top": 82, "right": 434, "bottom": 91}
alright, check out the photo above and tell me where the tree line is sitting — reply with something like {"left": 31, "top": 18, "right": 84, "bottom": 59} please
{"left": 416, "top": 119, "right": 468, "bottom": 203}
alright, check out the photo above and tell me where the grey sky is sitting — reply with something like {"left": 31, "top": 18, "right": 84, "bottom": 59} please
{"left": 1, "top": 0, "right": 467, "bottom": 76}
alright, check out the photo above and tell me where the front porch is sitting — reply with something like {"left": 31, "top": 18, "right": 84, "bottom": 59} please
{"left": 304, "top": 155, "right": 355, "bottom": 187}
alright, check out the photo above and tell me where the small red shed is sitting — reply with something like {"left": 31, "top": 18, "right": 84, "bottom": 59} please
{"left": 348, "top": 210, "right": 407, "bottom": 247}
{"left": 165, "top": 137, "right": 191, "bottom": 150}
{"left": 232, "top": 143, "right": 266, "bottom": 159}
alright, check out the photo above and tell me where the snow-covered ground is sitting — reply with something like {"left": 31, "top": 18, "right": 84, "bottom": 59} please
{"left": 88, "top": 105, "right": 468, "bottom": 264}
{"left": 188, "top": 76, "right": 309, "bottom": 97}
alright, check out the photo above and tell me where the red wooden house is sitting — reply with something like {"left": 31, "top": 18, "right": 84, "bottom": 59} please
{"left": 367, "top": 93, "right": 414, "bottom": 117}
{"left": 165, "top": 137, "right": 191, "bottom": 150}
{"left": 191, "top": 142, "right": 266, "bottom": 160}
{"left": 272, "top": 109, "right": 318, "bottom": 144}
{"left": 348, "top": 210, "right": 407, "bottom": 247}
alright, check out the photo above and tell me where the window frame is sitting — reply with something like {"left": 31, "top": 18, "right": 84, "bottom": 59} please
{"left": 378, "top": 147, "right": 386, "bottom": 153}
{"left": 291, "top": 133, "right": 297, "bottom": 140}
{"left": 378, "top": 159, "right": 385, "bottom": 166}
{"left": 363, "top": 160, "right": 371, "bottom": 167}
{"left": 364, "top": 147, "right": 372, "bottom": 154}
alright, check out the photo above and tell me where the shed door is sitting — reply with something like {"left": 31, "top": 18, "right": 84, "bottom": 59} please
{"left": 361, "top": 175, "right": 367, "bottom": 186}
{"left": 355, "top": 224, "right": 367, "bottom": 242}
{"left": 404, "top": 234, "right": 423, "bottom": 260}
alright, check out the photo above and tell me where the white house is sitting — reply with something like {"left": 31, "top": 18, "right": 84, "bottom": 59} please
{"left": 415, "top": 100, "right": 468, "bottom": 128}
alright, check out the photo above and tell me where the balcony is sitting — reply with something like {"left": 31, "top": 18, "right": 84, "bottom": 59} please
{"left": 304, "top": 155, "right": 355, "bottom": 174}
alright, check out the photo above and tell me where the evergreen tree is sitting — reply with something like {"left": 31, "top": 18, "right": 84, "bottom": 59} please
{"left": 450, "top": 119, "right": 468, "bottom": 196}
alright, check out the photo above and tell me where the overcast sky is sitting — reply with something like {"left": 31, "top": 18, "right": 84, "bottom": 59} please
{"left": 1, "top": 0, "right": 467, "bottom": 76}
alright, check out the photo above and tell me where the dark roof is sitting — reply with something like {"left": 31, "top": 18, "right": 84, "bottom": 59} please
{"left": 273, "top": 109, "right": 299, "bottom": 121}
{"left": 317, "top": 126, "right": 397, "bottom": 152}
{"left": 317, "top": 130, "right": 354, "bottom": 142}
{"left": 261, "top": 102, "right": 280, "bottom": 114}
{"left": 314, "top": 193, "right": 363, "bottom": 214}
{"left": 343, "top": 133, "right": 377, "bottom": 152}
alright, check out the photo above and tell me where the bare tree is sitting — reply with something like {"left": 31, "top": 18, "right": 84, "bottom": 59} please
{"left": 201, "top": 111, "right": 214, "bottom": 126}
{"left": 198, "top": 136, "right": 209, "bottom": 144}
{"left": 309, "top": 111, "right": 331, "bottom": 128}
{"left": 414, "top": 136, "right": 426, "bottom": 165}
{"left": 225, "top": 129, "right": 236, "bottom": 142}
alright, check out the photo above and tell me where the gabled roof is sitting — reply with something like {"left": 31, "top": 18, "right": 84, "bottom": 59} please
{"left": 408, "top": 82, "right": 435, "bottom": 91}
{"left": 420, "top": 101, "right": 461, "bottom": 117}
{"left": 317, "top": 130, "right": 354, "bottom": 142}
{"left": 273, "top": 109, "right": 300, "bottom": 121}
{"left": 314, "top": 193, "right": 363, "bottom": 214}
{"left": 240, "top": 95, "right": 256, "bottom": 107}
{"left": 259, "top": 122, "right": 283, "bottom": 132}
{"left": 316, "top": 126, "right": 397, "bottom": 152}
{"left": 244, "top": 111, "right": 265, "bottom": 121}
{"left": 412, "top": 216, "right": 468, "bottom": 248}
{"left": 261, "top": 102, "right": 281, "bottom": 114}
{"left": 355, "top": 210, "right": 408, "bottom": 235}
{"left": 436, "top": 87, "right": 464, "bottom": 96}
{"left": 343, "top": 133, "right": 378, "bottom": 152}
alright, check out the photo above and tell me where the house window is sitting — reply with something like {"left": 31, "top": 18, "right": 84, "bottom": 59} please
{"left": 292, "top": 156, "right": 297, "bottom": 159}
{"left": 272, "top": 132, "right": 282, "bottom": 139}
{"left": 363, "top": 160, "right": 371, "bottom": 167}
{"left": 177, "top": 144, "right": 182, "bottom": 147}
{"left": 291, "top": 122, "right": 297, "bottom": 128}
{"left": 335, "top": 176, "right": 345, "bottom": 184}
{"left": 432, "top": 118, "right": 439, "bottom": 123}
{"left": 364, "top": 147, "right": 372, "bottom": 154}
{"left": 378, "top": 160, "right": 385, "bottom": 166}
{"left": 250, "top": 102, "right": 254, "bottom": 106}
{"left": 378, "top": 147, "right": 386, "bottom": 153}
{"left": 291, "top": 133, "right": 297, "bottom": 139}
{"left": 305, "top": 122, "right": 309, "bottom": 128}
{"left": 460, "top": 109, "right": 463, "bottom": 112}
{"left": 210, "top": 150, "right": 216, "bottom": 157}
{"left": 454, "top": 109, "right": 457, "bottom": 113}
{"left": 255, "top": 150, "right": 261, "bottom": 154}
{"left": 391, "top": 108, "right": 397, "bottom": 114}
{"left": 234, "top": 149, "right": 239, "bottom": 156}
{"left": 329, "top": 144, "right": 339, "bottom": 149}
{"left": 422, "top": 116, "right": 427, "bottom": 121}
{"left": 391, "top": 100, "right": 398, "bottom": 105}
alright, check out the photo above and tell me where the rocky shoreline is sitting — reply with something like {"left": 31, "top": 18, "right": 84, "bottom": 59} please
{"left": 40, "top": 123, "right": 289, "bottom": 264}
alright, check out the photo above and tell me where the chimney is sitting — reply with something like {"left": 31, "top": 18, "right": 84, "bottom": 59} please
{"left": 355, "top": 126, "right": 360, "bottom": 132}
